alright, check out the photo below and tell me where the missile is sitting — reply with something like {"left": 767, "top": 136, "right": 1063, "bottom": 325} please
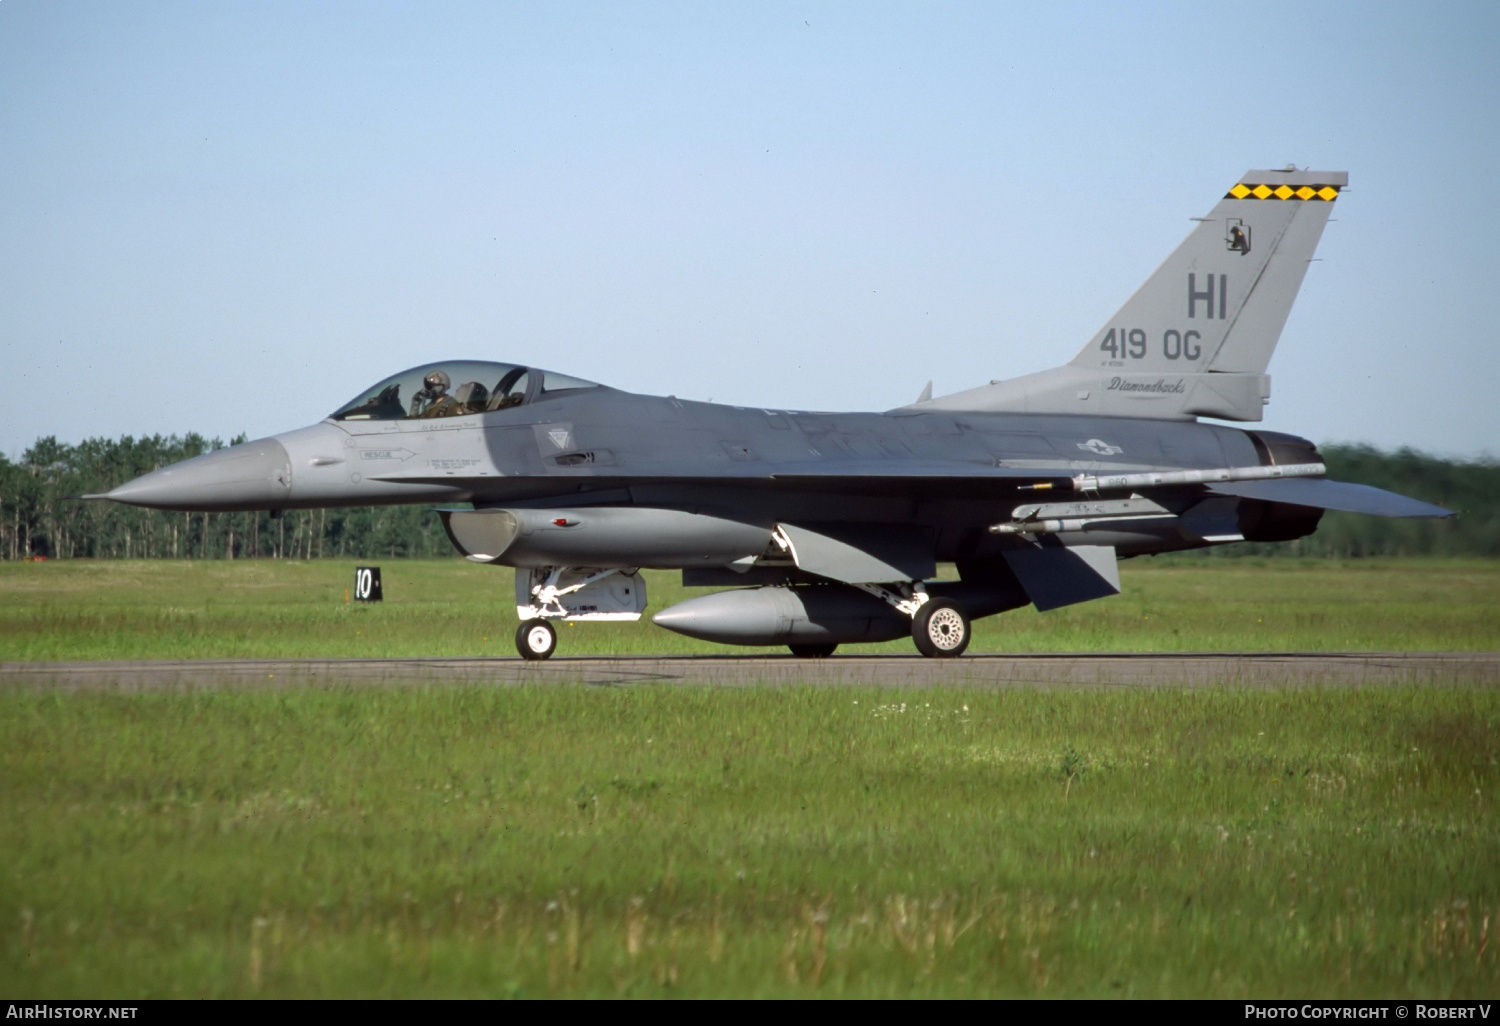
{"left": 1017, "top": 461, "right": 1326, "bottom": 495}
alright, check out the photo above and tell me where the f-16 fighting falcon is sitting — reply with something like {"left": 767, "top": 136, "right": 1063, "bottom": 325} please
{"left": 96, "top": 168, "right": 1452, "bottom": 660}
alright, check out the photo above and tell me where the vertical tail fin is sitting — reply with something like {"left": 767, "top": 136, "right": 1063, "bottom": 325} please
{"left": 916, "top": 168, "right": 1347, "bottom": 421}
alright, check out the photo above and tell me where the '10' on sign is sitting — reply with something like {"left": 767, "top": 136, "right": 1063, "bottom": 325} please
{"left": 354, "top": 566, "right": 382, "bottom": 602}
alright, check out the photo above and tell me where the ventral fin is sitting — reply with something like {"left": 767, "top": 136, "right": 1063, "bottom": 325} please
{"left": 1002, "top": 541, "right": 1121, "bottom": 612}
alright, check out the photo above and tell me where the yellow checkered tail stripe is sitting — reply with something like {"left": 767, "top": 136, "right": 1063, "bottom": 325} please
{"left": 1226, "top": 182, "right": 1341, "bottom": 201}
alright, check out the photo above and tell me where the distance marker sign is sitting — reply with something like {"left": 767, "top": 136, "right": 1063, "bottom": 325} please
{"left": 353, "top": 566, "right": 382, "bottom": 602}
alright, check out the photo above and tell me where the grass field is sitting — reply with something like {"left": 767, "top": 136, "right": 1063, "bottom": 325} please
{"left": 1, "top": 558, "right": 1497, "bottom": 998}
{"left": 2, "top": 685, "right": 1497, "bottom": 998}
{"left": 1, "top": 557, "right": 1498, "bottom": 660}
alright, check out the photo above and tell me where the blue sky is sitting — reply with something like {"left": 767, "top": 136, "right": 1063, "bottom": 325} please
{"left": 2, "top": 0, "right": 1497, "bottom": 458}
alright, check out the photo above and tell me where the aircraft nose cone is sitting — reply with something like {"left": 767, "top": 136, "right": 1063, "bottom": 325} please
{"left": 106, "top": 437, "right": 293, "bottom": 511}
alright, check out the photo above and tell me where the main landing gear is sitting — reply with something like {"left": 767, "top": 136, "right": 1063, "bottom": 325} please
{"left": 852, "top": 583, "right": 972, "bottom": 658}
{"left": 911, "top": 598, "right": 970, "bottom": 658}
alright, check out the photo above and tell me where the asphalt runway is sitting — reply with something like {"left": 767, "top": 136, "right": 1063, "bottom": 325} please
{"left": 2, "top": 652, "right": 1497, "bottom": 691}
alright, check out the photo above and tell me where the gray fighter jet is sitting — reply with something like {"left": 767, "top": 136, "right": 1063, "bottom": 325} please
{"left": 96, "top": 168, "right": 1451, "bottom": 659}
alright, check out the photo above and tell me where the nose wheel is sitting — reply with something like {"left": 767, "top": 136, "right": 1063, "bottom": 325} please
{"left": 516, "top": 619, "right": 558, "bottom": 660}
{"left": 912, "top": 598, "right": 970, "bottom": 658}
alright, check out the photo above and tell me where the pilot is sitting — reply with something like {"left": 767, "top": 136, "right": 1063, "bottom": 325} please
{"left": 409, "top": 370, "right": 457, "bottom": 418}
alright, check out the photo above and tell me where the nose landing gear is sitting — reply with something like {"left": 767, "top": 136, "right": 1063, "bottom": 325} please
{"left": 511, "top": 567, "right": 648, "bottom": 660}
{"left": 516, "top": 619, "right": 558, "bottom": 660}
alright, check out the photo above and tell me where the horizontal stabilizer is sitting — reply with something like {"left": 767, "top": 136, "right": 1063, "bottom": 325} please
{"left": 1207, "top": 478, "right": 1453, "bottom": 518}
{"left": 1003, "top": 541, "right": 1121, "bottom": 612}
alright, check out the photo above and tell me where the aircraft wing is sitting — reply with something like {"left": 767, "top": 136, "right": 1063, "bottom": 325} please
{"left": 369, "top": 462, "right": 1062, "bottom": 486}
{"left": 767, "top": 461, "right": 1064, "bottom": 483}
{"left": 370, "top": 459, "right": 1068, "bottom": 488}
{"left": 1206, "top": 478, "right": 1453, "bottom": 518}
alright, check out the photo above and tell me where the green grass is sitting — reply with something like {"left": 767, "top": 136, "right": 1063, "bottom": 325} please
{"left": 2, "top": 685, "right": 1497, "bottom": 998}
{"left": 1, "top": 557, "right": 1497, "bottom": 660}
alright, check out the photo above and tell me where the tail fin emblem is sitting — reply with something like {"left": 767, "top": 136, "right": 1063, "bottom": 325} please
{"left": 1227, "top": 220, "right": 1251, "bottom": 254}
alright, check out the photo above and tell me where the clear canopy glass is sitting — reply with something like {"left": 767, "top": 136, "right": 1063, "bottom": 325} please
{"left": 330, "top": 361, "right": 600, "bottom": 421}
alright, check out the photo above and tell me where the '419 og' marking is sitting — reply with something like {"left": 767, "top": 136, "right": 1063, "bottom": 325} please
{"left": 1099, "top": 328, "right": 1202, "bottom": 361}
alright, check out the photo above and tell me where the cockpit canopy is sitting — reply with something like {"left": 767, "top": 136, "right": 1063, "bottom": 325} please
{"left": 330, "top": 361, "right": 600, "bottom": 422}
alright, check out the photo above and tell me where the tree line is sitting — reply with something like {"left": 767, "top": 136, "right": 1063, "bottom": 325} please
{"left": 0, "top": 434, "right": 1495, "bottom": 561}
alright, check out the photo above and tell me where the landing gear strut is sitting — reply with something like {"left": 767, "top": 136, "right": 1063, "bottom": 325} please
{"left": 911, "top": 598, "right": 970, "bottom": 658}
{"left": 516, "top": 619, "right": 557, "bottom": 660}
{"left": 788, "top": 643, "right": 838, "bottom": 658}
{"left": 851, "top": 581, "right": 972, "bottom": 659}
{"left": 512, "top": 567, "right": 648, "bottom": 661}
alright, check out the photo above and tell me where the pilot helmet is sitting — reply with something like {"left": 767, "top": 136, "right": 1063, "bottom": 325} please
{"left": 423, "top": 370, "right": 451, "bottom": 393}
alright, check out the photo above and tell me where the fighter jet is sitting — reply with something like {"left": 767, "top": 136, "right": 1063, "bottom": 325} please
{"left": 96, "top": 168, "right": 1451, "bottom": 659}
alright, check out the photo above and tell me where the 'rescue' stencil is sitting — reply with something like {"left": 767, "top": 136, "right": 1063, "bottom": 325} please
{"left": 533, "top": 423, "right": 575, "bottom": 452}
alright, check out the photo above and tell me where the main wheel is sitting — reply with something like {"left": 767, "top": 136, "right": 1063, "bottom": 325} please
{"left": 788, "top": 643, "right": 838, "bottom": 658}
{"left": 516, "top": 619, "right": 557, "bottom": 660}
{"left": 912, "top": 598, "right": 970, "bottom": 658}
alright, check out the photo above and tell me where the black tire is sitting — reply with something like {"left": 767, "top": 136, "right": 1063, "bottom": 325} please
{"left": 788, "top": 643, "right": 838, "bottom": 658}
{"left": 516, "top": 619, "right": 557, "bottom": 660}
{"left": 912, "top": 598, "right": 970, "bottom": 658}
